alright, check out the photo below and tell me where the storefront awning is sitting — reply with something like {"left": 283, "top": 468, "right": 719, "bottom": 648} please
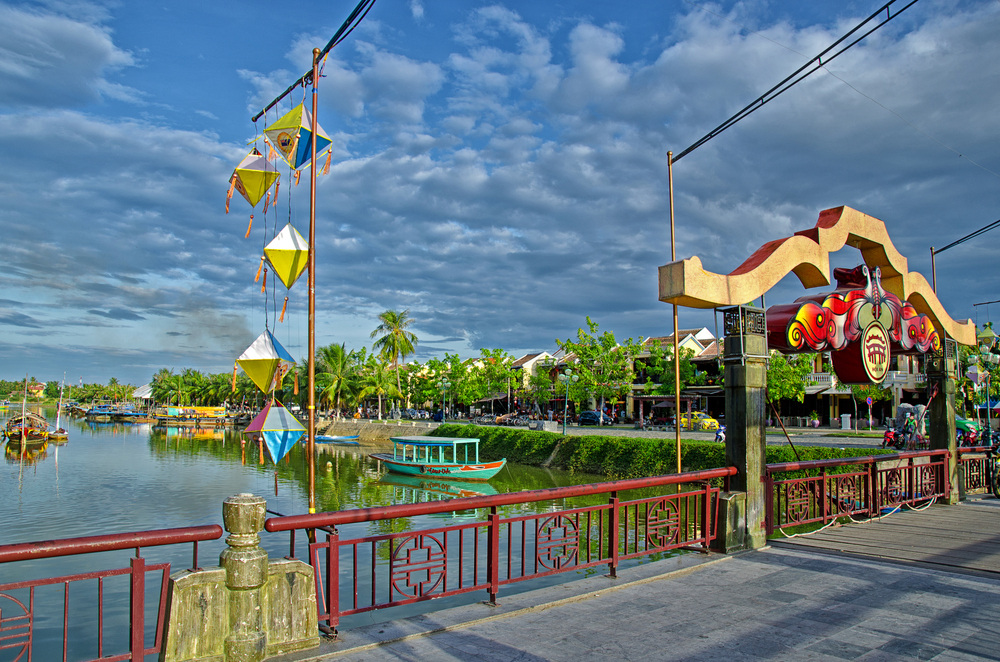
{"left": 804, "top": 385, "right": 828, "bottom": 395}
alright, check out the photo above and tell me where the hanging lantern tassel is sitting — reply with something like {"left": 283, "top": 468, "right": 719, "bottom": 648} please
{"left": 245, "top": 214, "right": 254, "bottom": 238}
{"left": 226, "top": 177, "right": 236, "bottom": 214}
{"left": 263, "top": 190, "right": 271, "bottom": 214}
{"left": 279, "top": 296, "right": 288, "bottom": 322}
{"left": 294, "top": 170, "right": 301, "bottom": 186}
{"left": 255, "top": 256, "right": 265, "bottom": 283}
{"left": 322, "top": 151, "right": 332, "bottom": 175}
{"left": 273, "top": 180, "right": 280, "bottom": 201}
{"left": 231, "top": 363, "right": 238, "bottom": 393}
{"left": 267, "top": 141, "right": 278, "bottom": 162}
{"left": 294, "top": 370, "right": 299, "bottom": 395}
{"left": 260, "top": 269, "right": 267, "bottom": 293}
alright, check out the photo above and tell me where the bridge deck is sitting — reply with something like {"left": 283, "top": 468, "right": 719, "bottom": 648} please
{"left": 772, "top": 498, "right": 1000, "bottom": 575}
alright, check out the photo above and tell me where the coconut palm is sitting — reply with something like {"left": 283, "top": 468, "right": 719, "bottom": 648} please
{"left": 317, "top": 343, "right": 357, "bottom": 417}
{"left": 357, "top": 359, "right": 402, "bottom": 420}
{"left": 370, "top": 309, "right": 418, "bottom": 397}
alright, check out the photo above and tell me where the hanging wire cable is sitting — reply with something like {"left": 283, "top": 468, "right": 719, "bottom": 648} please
{"left": 682, "top": 1, "right": 1000, "bottom": 182}
{"left": 251, "top": 0, "right": 377, "bottom": 122}
{"left": 934, "top": 219, "right": 1000, "bottom": 255}
{"left": 674, "top": 0, "right": 920, "bottom": 162}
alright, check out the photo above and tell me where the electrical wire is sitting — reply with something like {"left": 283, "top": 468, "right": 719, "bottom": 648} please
{"left": 251, "top": 0, "right": 378, "bottom": 122}
{"left": 674, "top": 0, "right": 920, "bottom": 162}
{"left": 934, "top": 219, "right": 1000, "bottom": 255}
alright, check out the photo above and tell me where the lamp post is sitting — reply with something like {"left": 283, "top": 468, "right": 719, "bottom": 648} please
{"left": 436, "top": 379, "right": 452, "bottom": 422}
{"left": 557, "top": 369, "right": 579, "bottom": 435}
{"left": 976, "top": 327, "right": 998, "bottom": 440}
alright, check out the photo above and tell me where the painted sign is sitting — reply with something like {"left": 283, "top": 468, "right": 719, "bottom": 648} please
{"left": 766, "top": 264, "right": 940, "bottom": 385}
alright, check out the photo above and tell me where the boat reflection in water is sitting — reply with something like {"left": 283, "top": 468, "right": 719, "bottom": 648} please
{"left": 5, "top": 437, "right": 50, "bottom": 464}
{"left": 377, "top": 471, "right": 499, "bottom": 500}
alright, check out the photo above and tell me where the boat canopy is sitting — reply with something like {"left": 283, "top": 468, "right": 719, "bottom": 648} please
{"left": 389, "top": 436, "right": 482, "bottom": 464}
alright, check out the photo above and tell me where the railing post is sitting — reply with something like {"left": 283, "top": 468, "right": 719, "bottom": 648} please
{"left": 868, "top": 461, "right": 878, "bottom": 516}
{"left": 326, "top": 530, "right": 340, "bottom": 630}
{"left": 486, "top": 506, "right": 500, "bottom": 604}
{"left": 129, "top": 555, "right": 145, "bottom": 661}
{"left": 820, "top": 468, "right": 828, "bottom": 525}
{"left": 608, "top": 491, "right": 619, "bottom": 577}
{"left": 220, "top": 493, "right": 268, "bottom": 662}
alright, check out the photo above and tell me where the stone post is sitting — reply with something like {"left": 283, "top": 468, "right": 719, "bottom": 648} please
{"left": 220, "top": 493, "right": 268, "bottom": 662}
{"left": 927, "top": 338, "right": 959, "bottom": 505}
{"left": 722, "top": 306, "right": 769, "bottom": 550}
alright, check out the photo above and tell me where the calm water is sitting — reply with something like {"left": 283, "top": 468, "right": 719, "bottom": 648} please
{"left": 2, "top": 406, "right": 656, "bottom": 658}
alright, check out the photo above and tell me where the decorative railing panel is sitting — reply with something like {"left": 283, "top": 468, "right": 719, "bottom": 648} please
{"left": 765, "top": 450, "right": 950, "bottom": 534}
{"left": 266, "top": 468, "right": 735, "bottom": 630}
{"left": 958, "top": 446, "right": 992, "bottom": 493}
{"left": 0, "top": 526, "right": 222, "bottom": 662}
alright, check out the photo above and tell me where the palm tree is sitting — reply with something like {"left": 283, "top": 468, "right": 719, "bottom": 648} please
{"left": 317, "top": 343, "right": 356, "bottom": 418}
{"left": 357, "top": 359, "right": 402, "bottom": 420}
{"left": 370, "top": 309, "right": 418, "bottom": 398}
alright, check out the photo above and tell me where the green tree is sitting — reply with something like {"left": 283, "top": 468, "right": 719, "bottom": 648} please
{"left": 526, "top": 369, "right": 554, "bottom": 414}
{"left": 558, "top": 318, "right": 643, "bottom": 422}
{"left": 468, "top": 349, "right": 515, "bottom": 414}
{"left": 370, "top": 309, "right": 418, "bottom": 397}
{"left": 849, "top": 382, "right": 893, "bottom": 430}
{"left": 766, "top": 352, "right": 816, "bottom": 419}
{"left": 357, "top": 358, "right": 402, "bottom": 420}
{"left": 317, "top": 343, "right": 358, "bottom": 416}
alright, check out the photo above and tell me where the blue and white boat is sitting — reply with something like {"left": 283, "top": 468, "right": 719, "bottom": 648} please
{"left": 371, "top": 436, "right": 506, "bottom": 482}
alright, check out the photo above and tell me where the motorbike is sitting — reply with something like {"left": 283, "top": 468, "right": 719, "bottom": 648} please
{"left": 882, "top": 424, "right": 905, "bottom": 450}
{"left": 715, "top": 425, "right": 726, "bottom": 443}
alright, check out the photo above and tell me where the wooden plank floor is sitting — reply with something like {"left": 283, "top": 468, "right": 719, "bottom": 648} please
{"left": 772, "top": 498, "right": 1000, "bottom": 575}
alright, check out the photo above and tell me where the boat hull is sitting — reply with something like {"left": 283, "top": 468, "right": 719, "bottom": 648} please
{"left": 371, "top": 453, "right": 505, "bottom": 481}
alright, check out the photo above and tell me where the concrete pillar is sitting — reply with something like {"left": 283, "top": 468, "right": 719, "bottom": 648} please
{"left": 927, "top": 339, "right": 959, "bottom": 504}
{"left": 220, "top": 493, "right": 268, "bottom": 662}
{"left": 722, "top": 306, "right": 769, "bottom": 549}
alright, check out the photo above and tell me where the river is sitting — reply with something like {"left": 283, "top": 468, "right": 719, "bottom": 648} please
{"left": 2, "top": 406, "right": 661, "bottom": 658}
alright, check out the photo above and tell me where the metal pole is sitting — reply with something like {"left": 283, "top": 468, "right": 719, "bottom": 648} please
{"left": 930, "top": 247, "right": 936, "bottom": 293}
{"left": 562, "top": 378, "right": 569, "bottom": 435}
{"left": 668, "top": 151, "right": 681, "bottom": 474}
{"left": 307, "top": 48, "right": 319, "bottom": 514}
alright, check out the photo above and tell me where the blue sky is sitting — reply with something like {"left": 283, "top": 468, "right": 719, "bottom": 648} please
{"left": 1, "top": 0, "right": 999, "bottom": 386}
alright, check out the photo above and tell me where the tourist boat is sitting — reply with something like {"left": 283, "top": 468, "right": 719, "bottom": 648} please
{"left": 5, "top": 412, "right": 50, "bottom": 443}
{"left": 315, "top": 434, "right": 360, "bottom": 445}
{"left": 371, "top": 436, "right": 506, "bottom": 481}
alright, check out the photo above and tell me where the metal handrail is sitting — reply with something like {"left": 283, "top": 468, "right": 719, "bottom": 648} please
{"left": 265, "top": 467, "right": 738, "bottom": 531}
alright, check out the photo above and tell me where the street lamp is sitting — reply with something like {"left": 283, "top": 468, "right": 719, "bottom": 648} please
{"left": 976, "top": 327, "right": 998, "bottom": 439}
{"left": 436, "top": 379, "right": 452, "bottom": 422}
{"left": 557, "top": 369, "right": 579, "bottom": 435}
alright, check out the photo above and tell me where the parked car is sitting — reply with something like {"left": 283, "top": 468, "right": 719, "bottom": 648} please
{"left": 678, "top": 411, "right": 719, "bottom": 431}
{"left": 578, "top": 411, "right": 614, "bottom": 426}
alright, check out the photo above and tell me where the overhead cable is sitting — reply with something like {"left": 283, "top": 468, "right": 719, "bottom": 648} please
{"left": 674, "top": 0, "right": 920, "bottom": 162}
{"left": 251, "top": 0, "right": 377, "bottom": 122}
{"left": 934, "top": 218, "right": 1000, "bottom": 255}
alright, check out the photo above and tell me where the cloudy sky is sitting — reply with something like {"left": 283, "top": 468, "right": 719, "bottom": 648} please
{"left": 2, "top": 0, "right": 998, "bottom": 387}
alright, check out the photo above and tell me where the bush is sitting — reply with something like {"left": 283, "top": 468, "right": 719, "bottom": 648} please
{"left": 433, "top": 425, "right": 893, "bottom": 479}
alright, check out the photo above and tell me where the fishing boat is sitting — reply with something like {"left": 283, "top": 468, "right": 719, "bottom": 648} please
{"left": 315, "top": 434, "right": 360, "bottom": 445}
{"left": 5, "top": 413, "right": 50, "bottom": 443}
{"left": 371, "top": 436, "right": 506, "bottom": 481}
{"left": 49, "top": 377, "right": 69, "bottom": 441}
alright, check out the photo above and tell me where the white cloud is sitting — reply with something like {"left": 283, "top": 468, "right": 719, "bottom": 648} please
{"left": 0, "top": 3, "right": 139, "bottom": 108}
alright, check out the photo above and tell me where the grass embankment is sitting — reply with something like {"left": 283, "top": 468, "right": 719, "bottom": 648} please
{"left": 432, "top": 424, "right": 890, "bottom": 479}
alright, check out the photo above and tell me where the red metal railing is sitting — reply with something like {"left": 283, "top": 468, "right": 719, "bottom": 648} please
{"left": 764, "top": 449, "right": 950, "bottom": 534}
{"left": 957, "top": 446, "right": 993, "bottom": 494}
{"left": 0, "top": 525, "right": 223, "bottom": 662}
{"left": 265, "top": 467, "right": 736, "bottom": 630}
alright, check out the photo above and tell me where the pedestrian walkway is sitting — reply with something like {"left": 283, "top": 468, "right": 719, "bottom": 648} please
{"left": 276, "top": 500, "right": 1000, "bottom": 661}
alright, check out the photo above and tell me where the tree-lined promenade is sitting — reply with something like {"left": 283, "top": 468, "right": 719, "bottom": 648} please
{"left": 3, "top": 311, "right": 995, "bottom": 423}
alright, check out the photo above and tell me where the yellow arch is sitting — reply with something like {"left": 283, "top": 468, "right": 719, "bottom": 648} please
{"left": 658, "top": 206, "right": 976, "bottom": 345}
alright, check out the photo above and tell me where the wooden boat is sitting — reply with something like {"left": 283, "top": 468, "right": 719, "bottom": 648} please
{"left": 315, "top": 434, "right": 360, "bottom": 445}
{"left": 371, "top": 436, "right": 506, "bottom": 481}
{"left": 49, "top": 378, "right": 69, "bottom": 440}
{"left": 5, "top": 412, "right": 50, "bottom": 443}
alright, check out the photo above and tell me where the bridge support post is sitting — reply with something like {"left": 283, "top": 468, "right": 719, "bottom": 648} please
{"left": 927, "top": 339, "right": 959, "bottom": 504}
{"left": 722, "top": 306, "right": 769, "bottom": 549}
{"left": 221, "top": 493, "right": 269, "bottom": 661}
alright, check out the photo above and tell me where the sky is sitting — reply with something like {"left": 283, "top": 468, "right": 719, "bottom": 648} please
{"left": 1, "top": 0, "right": 999, "bottom": 387}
